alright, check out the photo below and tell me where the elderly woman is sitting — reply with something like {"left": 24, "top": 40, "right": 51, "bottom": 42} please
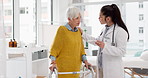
{"left": 49, "top": 7, "right": 91, "bottom": 78}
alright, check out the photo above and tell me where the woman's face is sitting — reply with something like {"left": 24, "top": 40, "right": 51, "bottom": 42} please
{"left": 98, "top": 12, "right": 106, "bottom": 24}
{"left": 69, "top": 13, "right": 81, "bottom": 27}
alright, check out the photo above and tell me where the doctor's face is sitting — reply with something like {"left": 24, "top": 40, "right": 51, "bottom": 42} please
{"left": 98, "top": 12, "right": 106, "bottom": 24}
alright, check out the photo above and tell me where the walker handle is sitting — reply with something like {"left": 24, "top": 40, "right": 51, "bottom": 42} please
{"left": 83, "top": 65, "right": 95, "bottom": 78}
{"left": 88, "top": 66, "right": 95, "bottom": 78}
{"left": 53, "top": 68, "right": 58, "bottom": 78}
{"left": 49, "top": 67, "right": 58, "bottom": 78}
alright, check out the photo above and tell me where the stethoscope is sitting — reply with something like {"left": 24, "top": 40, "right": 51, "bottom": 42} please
{"left": 100, "top": 24, "right": 116, "bottom": 46}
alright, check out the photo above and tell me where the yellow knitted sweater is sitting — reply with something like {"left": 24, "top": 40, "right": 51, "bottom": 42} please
{"left": 50, "top": 26, "right": 86, "bottom": 78}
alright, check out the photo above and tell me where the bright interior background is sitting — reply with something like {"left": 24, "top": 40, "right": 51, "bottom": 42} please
{"left": 3, "top": 0, "right": 148, "bottom": 57}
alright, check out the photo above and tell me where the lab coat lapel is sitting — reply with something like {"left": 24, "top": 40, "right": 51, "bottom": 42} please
{"left": 99, "top": 28, "right": 106, "bottom": 41}
{"left": 105, "top": 26, "right": 114, "bottom": 36}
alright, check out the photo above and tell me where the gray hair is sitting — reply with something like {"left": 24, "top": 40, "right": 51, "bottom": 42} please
{"left": 66, "top": 7, "right": 82, "bottom": 20}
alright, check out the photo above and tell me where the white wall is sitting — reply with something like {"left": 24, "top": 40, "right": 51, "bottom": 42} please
{"left": 0, "top": 0, "right": 6, "bottom": 77}
{"left": 42, "top": 25, "right": 59, "bottom": 49}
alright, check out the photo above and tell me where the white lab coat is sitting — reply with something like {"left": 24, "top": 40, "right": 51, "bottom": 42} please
{"left": 82, "top": 24, "right": 128, "bottom": 78}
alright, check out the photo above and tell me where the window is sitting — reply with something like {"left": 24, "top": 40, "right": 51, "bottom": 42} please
{"left": 79, "top": 4, "right": 105, "bottom": 37}
{"left": 139, "top": 27, "right": 144, "bottom": 33}
{"left": 3, "top": 0, "right": 13, "bottom": 38}
{"left": 19, "top": 0, "right": 37, "bottom": 44}
{"left": 41, "top": 0, "right": 51, "bottom": 22}
{"left": 0, "top": 1, "right": 4, "bottom": 38}
{"left": 139, "top": 40, "right": 144, "bottom": 47}
{"left": 139, "top": 2, "right": 143, "bottom": 8}
{"left": 20, "top": 7, "right": 25, "bottom": 14}
{"left": 139, "top": 14, "right": 144, "bottom": 21}
{"left": 41, "top": 7, "right": 48, "bottom": 20}
{"left": 123, "top": 2, "right": 148, "bottom": 56}
{"left": 8, "top": 0, "right": 12, "bottom": 2}
{"left": 5, "top": 9, "right": 12, "bottom": 16}
{"left": 72, "top": 0, "right": 83, "bottom": 3}
{"left": 4, "top": 24, "right": 12, "bottom": 38}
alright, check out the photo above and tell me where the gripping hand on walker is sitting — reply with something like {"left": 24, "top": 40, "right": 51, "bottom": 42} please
{"left": 49, "top": 61, "right": 57, "bottom": 71}
{"left": 84, "top": 60, "right": 92, "bottom": 69}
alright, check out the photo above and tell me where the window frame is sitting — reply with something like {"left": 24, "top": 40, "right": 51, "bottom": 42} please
{"left": 139, "top": 27, "right": 144, "bottom": 34}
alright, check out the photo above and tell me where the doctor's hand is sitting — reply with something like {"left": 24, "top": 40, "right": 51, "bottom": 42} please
{"left": 95, "top": 40, "right": 105, "bottom": 48}
{"left": 84, "top": 60, "right": 92, "bottom": 69}
{"left": 77, "top": 27, "right": 83, "bottom": 35}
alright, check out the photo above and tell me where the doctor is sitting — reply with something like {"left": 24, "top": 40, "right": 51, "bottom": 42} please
{"left": 80, "top": 4, "right": 129, "bottom": 78}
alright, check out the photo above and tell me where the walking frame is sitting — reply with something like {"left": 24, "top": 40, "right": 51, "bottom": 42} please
{"left": 49, "top": 65, "right": 96, "bottom": 78}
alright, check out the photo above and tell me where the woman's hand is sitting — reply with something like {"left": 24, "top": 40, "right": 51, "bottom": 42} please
{"left": 49, "top": 61, "right": 57, "bottom": 71}
{"left": 84, "top": 60, "right": 92, "bottom": 69}
{"left": 95, "top": 40, "right": 105, "bottom": 48}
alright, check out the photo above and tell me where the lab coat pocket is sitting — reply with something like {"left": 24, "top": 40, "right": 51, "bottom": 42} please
{"left": 104, "top": 36, "right": 110, "bottom": 42}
